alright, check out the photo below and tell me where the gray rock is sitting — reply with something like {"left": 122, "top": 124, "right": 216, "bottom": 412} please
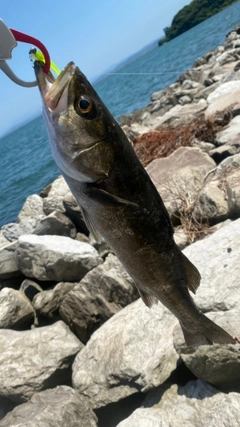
{"left": 151, "top": 90, "right": 164, "bottom": 101}
{"left": 178, "top": 95, "right": 192, "bottom": 105}
{"left": 0, "top": 231, "right": 9, "bottom": 250}
{"left": 0, "top": 386, "right": 97, "bottom": 427}
{"left": 180, "top": 343, "right": 240, "bottom": 393}
{"left": 0, "top": 321, "right": 82, "bottom": 403}
{"left": 181, "top": 80, "right": 202, "bottom": 90}
{"left": 19, "top": 279, "right": 43, "bottom": 301}
{"left": 150, "top": 100, "right": 207, "bottom": 129}
{"left": 63, "top": 192, "right": 89, "bottom": 234}
{"left": 183, "top": 218, "right": 240, "bottom": 313}
{"left": 0, "top": 241, "right": 20, "bottom": 279}
{"left": 193, "top": 178, "right": 228, "bottom": 223}
{"left": 117, "top": 380, "right": 240, "bottom": 427}
{"left": 42, "top": 196, "right": 66, "bottom": 215}
{"left": 214, "top": 116, "right": 240, "bottom": 146}
{"left": 72, "top": 298, "right": 178, "bottom": 408}
{"left": 173, "top": 228, "right": 189, "bottom": 249}
{"left": 227, "top": 167, "right": 240, "bottom": 217}
{"left": 146, "top": 147, "right": 216, "bottom": 222}
{"left": 0, "top": 288, "right": 34, "bottom": 329}
{"left": 18, "top": 195, "right": 44, "bottom": 222}
{"left": 190, "top": 138, "right": 215, "bottom": 153}
{"left": 1, "top": 217, "right": 45, "bottom": 242}
{"left": 205, "top": 88, "right": 240, "bottom": 118}
{"left": 33, "top": 282, "right": 76, "bottom": 321}
{"left": 207, "top": 80, "right": 240, "bottom": 104}
{"left": 60, "top": 283, "right": 120, "bottom": 343}
{"left": 16, "top": 235, "right": 103, "bottom": 281}
{"left": 47, "top": 175, "right": 70, "bottom": 198}
{"left": 60, "top": 254, "right": 138, "bottom": 343}
{"left": 33, "top": 211, "right": 77, "bottom": 238}
{"left": 195, "top": 156, "right": 240, "bottom": 222}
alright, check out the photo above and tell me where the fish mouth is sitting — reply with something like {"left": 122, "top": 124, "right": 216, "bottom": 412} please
{"left": 34, "top": 61, "right": 76, "bottom": 113}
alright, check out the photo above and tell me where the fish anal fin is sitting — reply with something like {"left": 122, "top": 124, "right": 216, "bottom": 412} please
{"left": 81, "top": 206, "right": 102, "bottom": 243}
{"left": 181, "top": 252, "right": 201, "bottom": 294}
{"left": 138, "top": 288, "right": 158, "bottom": 308}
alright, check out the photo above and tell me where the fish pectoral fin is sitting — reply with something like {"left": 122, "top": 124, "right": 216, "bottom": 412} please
{"left": 181, "top": 252, "right": 201, "bottom": 294}
{"left": 83, "top": 186, "right": 139, "bottom": 208}
{"left": 81, "top": 206, "right": 102, "bottom": 243}
{"left": 138, "top": 288, "right": 158, "bottom": 308}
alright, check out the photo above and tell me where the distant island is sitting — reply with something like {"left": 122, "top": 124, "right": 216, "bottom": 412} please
{"left": 159, "top": 0, "right": 239, "bottom": 46}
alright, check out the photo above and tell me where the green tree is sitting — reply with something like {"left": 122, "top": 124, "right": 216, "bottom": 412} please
{"left": 159, "top": 0, "right": 238, "bottom": 46}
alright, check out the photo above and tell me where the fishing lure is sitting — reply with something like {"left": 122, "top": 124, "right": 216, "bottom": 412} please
{"left": 0, "top": 18, "right": 60, "bottom": 87}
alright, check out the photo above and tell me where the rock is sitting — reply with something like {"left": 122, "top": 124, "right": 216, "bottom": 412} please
{"left": 0, "top": 386, "right": 98, "bottom": 427}
{"left": 72, "top": 298, "right": 178, "bottom": 408}
{"left": 18, "top": 195, "right": 44, "bottom": 222}
{"left": 150, "top": 100, "right": 207, "bottom": 129}
{"left": 209, "top": 144, "right": 239, "bottom": 163}
{"left": 33, "top": 282, "right": 76, "bottom": 321}
{"left": 122, "top": 123, "right": 150, "bottom": 141}
{"left": 0, "top": 321, "right": 82, "bottom": 403}
{"left": 60, "top": 283, "right": 120, "bottom": 343}
{"left": 205, "top": 88, "right": 240, "bottom": 118}
{"left": 16, "top": 235, "right": 103, "bottom": 281}
{"left": 207, "top": 81, "right": 240, "bottom": 104}
{"left": 0, "top": 231, "right": 9, "bottom": 249}
{"left": 116, "top": 380, "right": 240, "bottom": 427}
{"left": 180, "top": 343, "right": 240, "bottom": 393}
{"left": 178, "top": 95, "right": 192, "bottom": 105}
{"left": 42, "top": 196, "right": 66, "bottom": 215}
{"left": 216, "top": 51, "right": 238, "bottom": 66}
{"left": 60, "top": 254, "right": 138, "bottom": 342}
{"left": 173, "top": 228, "right": 189, "bottom": 249}
{"left": 214, "top": 116, "right": 240, "bottom": 146}
{"left": 19, "top": 279, "right": 43, "bottom": 301}
{"left": 63, "top": 192, "right": 89, "bottom": 234}
{"left": 0, "top": 241, "right": 20, "bottom": 279}
{"left": 0, "top": 288, "right": 34, "bottom": 329}
{"left": 181, "top": 80, "right": 202, "bottom": 90}
{"left": 190, "top": 138, "right": 215, "bottom": 153}
{"left": 47, "top": 175, "right": 70, "bottom": 198}
{"left": 33, "top": 211, "right": 77, "bottom": 238}
{"left": 1, "top": 217, "right": 45, "bottom": 242}
{"left": 151, "top": 90, "right": 164, "bottom": 101}
{"left": 183, "top": 218, "right": 240, "bottom": 313}
{"left": 146, "top": 147, "right": 216, "bottom": 222}
{"left": 193, "top": 178, "right": 228, "bottom": 223}
{"left": 194, "top": 156, "right": 240, "bottom": 222}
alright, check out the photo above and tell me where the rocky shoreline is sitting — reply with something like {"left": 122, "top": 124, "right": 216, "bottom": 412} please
{"left": 1, "top": 26, "right": 240, "bottom": 427}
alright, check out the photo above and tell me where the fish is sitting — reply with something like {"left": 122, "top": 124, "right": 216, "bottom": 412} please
{"left": 34, "top": 60, "right": 235, "bottom": 347}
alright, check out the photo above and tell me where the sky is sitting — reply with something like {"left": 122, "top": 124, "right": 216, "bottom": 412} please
{"left": 0, "top": 0, "right": 192, "bottom": 137}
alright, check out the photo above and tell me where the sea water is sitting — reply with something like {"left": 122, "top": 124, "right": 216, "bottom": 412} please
{"left": 1, "top": 1, "right": 240, "bottom": 227}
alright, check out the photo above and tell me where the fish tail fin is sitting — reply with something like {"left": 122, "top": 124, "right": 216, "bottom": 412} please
{"left": 181, "top": 314, "right": 235, "bottom": 347}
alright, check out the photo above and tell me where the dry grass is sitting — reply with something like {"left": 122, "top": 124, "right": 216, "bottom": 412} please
{"left": 132, "top": 115, "right": 228, "bottom": 167}
{"left": 165, "top": 178, "right": 215, "bottom": 244}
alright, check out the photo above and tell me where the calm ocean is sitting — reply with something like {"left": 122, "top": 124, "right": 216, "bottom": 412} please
{"left": 1, "top": 2, "right": 240, "bottom": 227}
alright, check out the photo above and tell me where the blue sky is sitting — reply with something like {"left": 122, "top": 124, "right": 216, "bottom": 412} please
{"left": 0, "top": 0, "right": 191, "bottom": 137}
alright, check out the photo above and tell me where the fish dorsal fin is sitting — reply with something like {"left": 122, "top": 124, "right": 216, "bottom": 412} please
{"left": 81, "top": 206, "right": 102, "bottom": 243}
{"left": 181, "top": 252, "right": 201, "bottom": 294}
{"left": 138, "top": 288, "right": 158, "bottom": 308}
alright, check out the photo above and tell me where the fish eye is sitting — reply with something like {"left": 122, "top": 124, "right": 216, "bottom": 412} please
{"left": 75, "top": 95, "right": 96, "bottom": 119}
